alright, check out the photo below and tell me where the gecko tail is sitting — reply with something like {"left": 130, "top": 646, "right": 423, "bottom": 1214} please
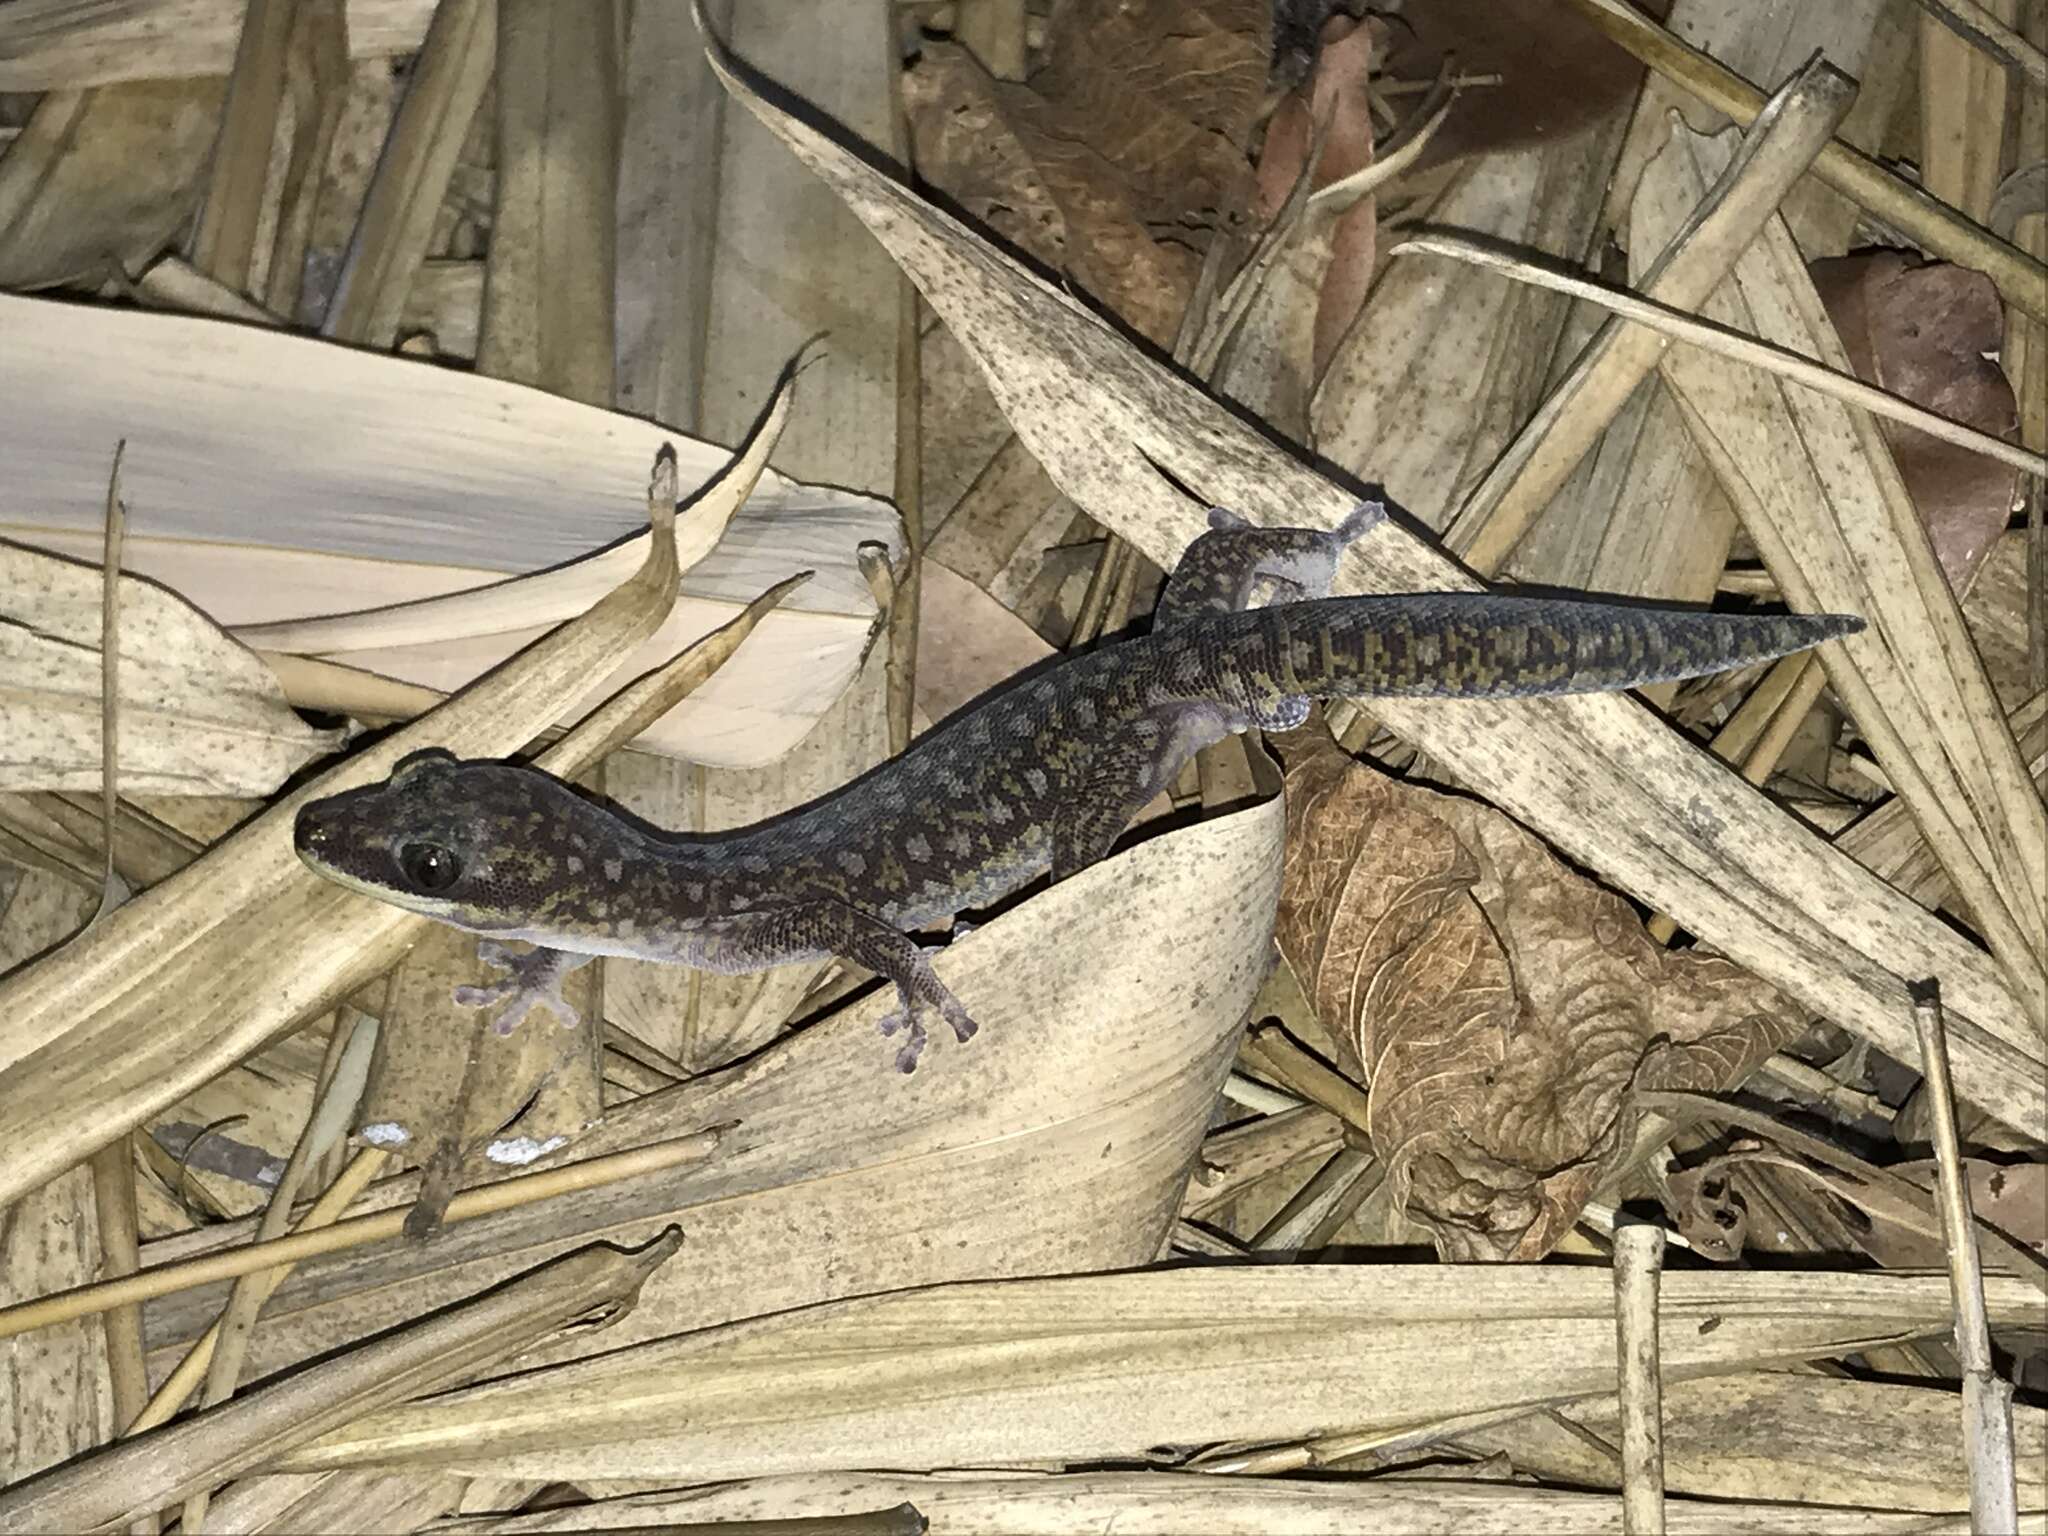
{"left": 1265, "top": 594, "right": 1864, "bottom": 702}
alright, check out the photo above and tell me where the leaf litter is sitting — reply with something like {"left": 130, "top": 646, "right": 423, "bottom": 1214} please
{"left": 0, "top": 0, "right": 2042, "bottom": 1530}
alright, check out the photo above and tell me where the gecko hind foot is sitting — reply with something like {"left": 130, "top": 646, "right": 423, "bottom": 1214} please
{"left": 876, "top": 984, "right": 979, "bottom": 1073}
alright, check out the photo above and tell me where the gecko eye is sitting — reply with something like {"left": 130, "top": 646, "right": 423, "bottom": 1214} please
{"left": 397, "top": 842, "right": 462, "bottom": 893}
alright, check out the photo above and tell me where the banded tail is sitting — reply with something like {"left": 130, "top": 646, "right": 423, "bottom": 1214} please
{"left": 1242, "top": 594, "right": 1862, "bottom": 703}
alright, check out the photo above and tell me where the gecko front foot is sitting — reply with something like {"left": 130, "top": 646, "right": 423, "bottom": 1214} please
{"left": 876, "top": 982, "right": 979, "bottom": 1074}
{"left": 453, "top": 941, "right": 589, "bottom": 1035}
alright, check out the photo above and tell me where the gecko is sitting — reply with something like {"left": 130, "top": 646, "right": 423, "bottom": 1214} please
{"left": 294, "top": 504, "right": 1863, "bottom": 1072}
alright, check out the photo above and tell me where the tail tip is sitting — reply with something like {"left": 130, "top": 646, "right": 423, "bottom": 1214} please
{"left": 1809, "top": 611, "right": 1865, "bottom": 642}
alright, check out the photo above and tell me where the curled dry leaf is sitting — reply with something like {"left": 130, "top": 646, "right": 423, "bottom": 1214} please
{"left": 1810, "top": 251, "right": 2022, "bottom": 595}
{"left": 0, "top": 541, "right": 342, "bottom": 795}
{"left": 902, "top": 0, "right": 1265, "bottom": 344}
{"left": 1275, "top": 735, "right": 1802, "bottom": 1259}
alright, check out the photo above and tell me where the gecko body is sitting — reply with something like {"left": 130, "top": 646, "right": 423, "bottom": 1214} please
{"left": 295, "top": 506, "right": 1862, "bottom": 1070}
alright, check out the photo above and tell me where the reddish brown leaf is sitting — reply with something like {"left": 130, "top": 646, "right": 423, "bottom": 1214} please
{"left": 904, "top": 2, "right": 1266, "bottom": 344}
{"left": 1811, "top": 251, "right": 2022, "bottom": 594}
{"left": 1252, "top": 14, "right": 1377, "bottom": 383}
{"left": 1275, "top": 735, "right": 1804, "bottom": 1260}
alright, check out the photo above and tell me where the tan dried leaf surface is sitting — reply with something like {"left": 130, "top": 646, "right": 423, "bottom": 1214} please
{"left": 1810, "top": 250, "right": 2022, "bottom": 593}
{"left": 1277, "top": 735, "right": 1802, "bottom": 1259}
{"left": 1470, "top": 1370, "right": 2048, "bottom": 1513}
{"left": 413, "top": 1469, "right": 2046, "bottom": 1535}
{"left": 138, "top": 800, "right": 1284, "bottom": 1394}
{"left": 0, "top": 79, "right": 224, "bottom": 288}
{"left": 277, "top": 1266, "right": 2046, "bottom": 1482}
{"left": 1, "top": 542, "right": 341, "bottom": 795}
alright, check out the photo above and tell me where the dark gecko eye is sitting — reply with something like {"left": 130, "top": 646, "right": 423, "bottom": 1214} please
{"left": 398, "top": 842, "right": 462, "bottom": 893}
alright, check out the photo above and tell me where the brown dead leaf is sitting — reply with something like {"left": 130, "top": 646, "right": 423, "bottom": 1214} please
{"left": 1275, "top": 734, "right": 1803, "bottom": 1259}
{"left": 903, "top": 1, "right": 1266, "bottom": 344}
{"left": 1810, "top": 250, "right": 2022, "bottom": 594}
{"left": 1855, "top": 1159, "right": 2048, "bottom": 1272}
{"left": 1251, "top": 14, "right": 1377, "bottom": 384}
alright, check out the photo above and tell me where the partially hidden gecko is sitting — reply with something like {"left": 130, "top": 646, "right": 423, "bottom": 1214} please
{"left": 294, "top": 504, "right": 1863, "bottom": 1072}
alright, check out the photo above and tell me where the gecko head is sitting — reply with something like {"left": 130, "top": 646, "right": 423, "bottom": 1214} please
{"left": 294, "top": 749, "right": 616, "bottom": 932}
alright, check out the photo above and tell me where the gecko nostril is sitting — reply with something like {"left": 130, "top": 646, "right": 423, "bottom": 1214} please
{"left": 293, "top": 812, "right": 327, "bottom": 854}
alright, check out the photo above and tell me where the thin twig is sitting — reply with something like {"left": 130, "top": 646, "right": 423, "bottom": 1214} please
{"left": 1392, "top": 234, "right": 2048, "bottom": 482}
{"left": 1910, "top": 979, "right": 2019, "bottom": 1532}
{"left": 0, "top": 1127, "right": 727, "bottom": 1341}
{"left": 1613, "top": 1222, "right": 1668, "bottom": 1535}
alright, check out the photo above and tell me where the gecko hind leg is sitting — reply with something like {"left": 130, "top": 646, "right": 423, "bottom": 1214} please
{"left": 1155, "top": 500, "right": 1387, "bottom": 628}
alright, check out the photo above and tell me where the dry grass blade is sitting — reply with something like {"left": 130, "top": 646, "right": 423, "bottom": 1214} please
{"left": 1556, "top": 0, "right": 2048, "bottom": 321}
{"left": 1641, "top": 132, "right": 2048, "bottom": 1023}
{"left": 1443, "top": 57, "right": 1856, "bottom": 575}
{"left": 0, "top": 382, "right": 787, "bottom": 1209}
{"left": 696, "top": 15, "right": 2043, "bottom": 1135}
{"left": 272, "top": 1266, "right": 2047, "bottom": 1482}
{"left": 0, "top": 1233, "right": 680, "bottom": 1536}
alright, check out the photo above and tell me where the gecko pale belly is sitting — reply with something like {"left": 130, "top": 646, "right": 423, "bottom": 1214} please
{"left": 294, "top": 506, "right": 1864, "bottom": 1071}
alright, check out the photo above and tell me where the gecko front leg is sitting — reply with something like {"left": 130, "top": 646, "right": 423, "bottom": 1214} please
{"left": 454, "top": 941, "right": 592, "bottom": 1035}
{"left": 669, "top": 900, "right": 978, "bottom": 1073}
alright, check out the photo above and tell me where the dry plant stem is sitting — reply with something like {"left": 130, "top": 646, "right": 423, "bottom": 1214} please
{"left": 1612, "top": 1223, "right": 1668, "bottom": 1535}
{"left": 1400, "top": 234, "right": 2048, "bottom": 485}
{"left": 1911, "top": 980, "right": 2020, "bottom": 1533}
{"left": 88, "top": 1143, "right": 148, "bottom": 1432}
{"left": 0, "top": 1129, "right": 723, "bottom": 1342}
{"left": 1917, "top": 0, "right": 2048, "bottom": 87}
{"left": 127, "top": 1147, "right": 388, "bottom": 1436}
{"left": 1445, "top": 60, "right": 1856, "bottom": 575}
{"left": 1558, "top": 0, "right": 2048, "bottom": 322}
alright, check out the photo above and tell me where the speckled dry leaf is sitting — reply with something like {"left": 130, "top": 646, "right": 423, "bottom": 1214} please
{"left": 138, "top": 801, "right": 1284, "bottom": 1395}
{"left": 1810, "top": 251, "right": 2021, "bottom": 594}
{"left": 1, "top": 541, "right": 341, "bottom": 795}
{"left": 1310, "top": 114, "right": 1625, "bottom": 524}
{"left": 902, "top": 43, "right": 1190, "bottom": 346}
{"left": 1473, "top": 1371, "right": 2048, "bottom": 1513}
{"left": 1277, "top": 734, "right": 1802, "bottom": 1259}
{"left": 902, "top": 0, "right": 1264, "bottom": 344}
{"left": 1649, "top": 124, "right": 2048, "bottom": 1028}
{"left": 276, "top": 1266, "right": 2045, "bottom": 1483}
{"left": 698, "top": 20, "right": 2040, "bottom": 1141}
